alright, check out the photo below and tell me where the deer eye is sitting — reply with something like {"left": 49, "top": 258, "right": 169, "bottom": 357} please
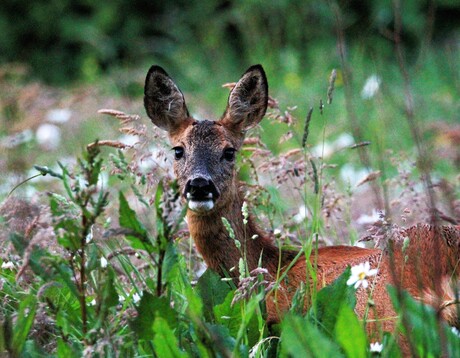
{"left": 173, "top": 147, "right": 184, "bottom": 160}
{"left": 222, "top": 148, "right": 236, "bottom": 162}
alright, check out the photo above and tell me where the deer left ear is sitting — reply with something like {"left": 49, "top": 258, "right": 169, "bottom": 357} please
{"left": 220, "top": 65, "right": 268, "bottom": 134}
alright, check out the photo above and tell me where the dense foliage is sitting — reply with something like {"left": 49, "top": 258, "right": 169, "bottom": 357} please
{"left": 1, "top": 0, "right": 459, "bottom": 84}
{"left": 1, "top": 144, "right": 459, "bottom": 357}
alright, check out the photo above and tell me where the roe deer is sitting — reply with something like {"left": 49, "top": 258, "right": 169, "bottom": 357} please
{"left": 144, "top": 64, "right": 460, "bottom": 346}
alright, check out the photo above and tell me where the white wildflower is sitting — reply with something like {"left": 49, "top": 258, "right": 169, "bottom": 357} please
{"left": 361, "top": 75, "right": 381, "bottom": 99}
{"left": 311, "top": 141, "right": 333, "bottom": 159}
{"left": 132, "top": 292, "right": 142, "bottom": 304}
{"left": 1, "top": 261, "right": 15, "bottom": 270}
{"left": 36, "top": 123, "right": 61, "bottom": 150}
{"left": 356, "top": 209, "right": 381, "bottom": 225}
{"left": 333, "top": 133, "right": 354, "bottom": 148}
{"left": 370, "top": 342, "right": 383, "bottom": 353}
{"left": 118, "top": 134, "right": 139, "bottom": 147}
{"left": 347, "top": 261, "right": 378, "bottom": 289}
{"left": 100, "top": 257, "right": 108, "bottom": 268}
{"left": 451, "top": 326, "right": 460, "bottom": 337}
{"left": 273, "top": 229, "right": 281, "bottom": 236}
{"left": 85, "top": 225, "right": 94, "bottom": 243}
{"left": 46, "top": 108, "right": 72, "bottom": 123}
{"left": 89, "top": 299, "right": 96, "bottom": 306}
{"left": 340, "top": 164, "right": 369, "bottom": 186}
{"left": 293, "top": 204, "right": 309, "bottom": 224}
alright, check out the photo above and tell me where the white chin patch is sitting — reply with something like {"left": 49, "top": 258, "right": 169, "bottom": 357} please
{"left": 188, "top": 200, "right": 214, "bottom": 212}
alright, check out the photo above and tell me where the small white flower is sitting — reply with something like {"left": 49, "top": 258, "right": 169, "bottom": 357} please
{"left": 36, "top": 123, "right": 61, "bottom": 150}
{"left": 333, "top": 133, "right": 354, "bottom": 148}
{"left": 356, "top": 209, "right": 381, "bottom": 225}
{"left": 293, "top": 204, "right": 309, "bottom": 224}
{"left": 46, "top": 108, "right": 72, "bottom": 123}
{"left": 132, "top": 292, "right": 142, "bottom": 304}
{"left": 347, "top": 261, "right": 378, "bottom": 289}
{"left": 89, "top": 299, "right": 96, "bottom": 306}
{"left": 100, "top": 257, "right": 108, "bottom": 268}
{"left": 85, "top": 225, "right": 94, "bottom": 243}
{"left": 118, "top": 134, "right": 139, "bottom": 147}
{"left": 340, "top": 164, "right": 369, "bottom": 186}
{"left": 361, "top": 75, "right": 381, "bottom": 99}
{"left": 370, "top": 342, "right": 383, "bottom": 353}
{"left": 1, "top": 261, "right": 15, "bottom": 270}
{"left": 451, "top": 326, "right": 460, "bottom": 337}
{"left": 118, "top": 295, "right": 126, "bottom": 303}
{"left": 311, "top": 141, "right": 333, "bottom": 159}
{"left": 273, "top": 229, "right": 281, "bottom": 236}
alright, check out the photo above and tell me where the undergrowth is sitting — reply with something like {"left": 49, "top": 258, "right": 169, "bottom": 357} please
{"left": 0, "top": 72, "right": 459, "bottom": 357}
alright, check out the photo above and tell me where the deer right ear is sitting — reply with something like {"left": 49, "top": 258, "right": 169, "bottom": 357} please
{"left": 144, "top": 65, "right": 190, "bottom": 133}
{"left": 220, "top": 65, "right": 268, "bottom": 134}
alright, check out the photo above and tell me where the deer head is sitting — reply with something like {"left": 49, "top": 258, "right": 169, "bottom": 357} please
{"left": 144, "top": 65, "right": 268, "bottom": 215}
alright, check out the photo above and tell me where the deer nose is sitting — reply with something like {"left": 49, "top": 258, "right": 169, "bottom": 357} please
{"left": 184, "top": 177, "right": 220, "bottom": 201}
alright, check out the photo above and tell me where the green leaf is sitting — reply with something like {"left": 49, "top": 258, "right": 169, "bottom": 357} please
{"left": 388, "top": 286, "right": 441, "bottom": 356}
{"left": 281, "top": 314, "right": 344, "bottom": 357}
{"left": 307, "top": 266, "right": 356, "bottom": 337}
{"left": 132, "top": 292, "right": 177, "bottom": 340}
{"left": 206, "top": 323, "right": 238, "bottom": 354}
{"left": 12, "top": 295, "right": 37, "bottom": 356}
{"left": 196, "top": 269, "right": 232, "bottom": 321}
{"left": 118, "top": 191, "right": 152, "bottom": 252}
{"left": 214, "top": 291, "right": 242, "bottom": 336}
{"left": 119, "top": 191, "right": 148, "bottom": 237}
{"left": 152, "top": 317, "right": 187, "bottom": 358}
{"left": 335, "top": 305, "right": 367, "bottom": 358}
{"left": 57, "top": 338, "right": 81, "bottom": 358}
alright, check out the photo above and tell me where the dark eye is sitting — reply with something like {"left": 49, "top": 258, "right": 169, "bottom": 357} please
{"left": 223, "top": 148, "right": 236, "bottom": 162}
{"left": 173, "top": 147, "right": 184, "bottom": 160}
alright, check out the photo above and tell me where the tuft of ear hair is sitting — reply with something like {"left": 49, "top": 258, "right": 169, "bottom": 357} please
{"left": 220, "top": 65, "right": 268, "bottom": 134}
{"left": 144, "top": 65, "right": 190, "bottom": 133}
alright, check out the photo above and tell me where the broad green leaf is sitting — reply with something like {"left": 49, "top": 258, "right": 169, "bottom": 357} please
{"left": 119, "top": 191, "right": 148, "bottom": 237}
{"left": 98, "top": 268, "right": 119, "bottom": 314}
{"left": 197, "top": 269, "right": 232, "bottom": 321}
{"left": 281, "top": 314, "right": 344, "bottom": 357}
{"left": 57, "top": 338, "right": 81, "bottom": 358}
{"left": 152, "top": 317, "right": 187, "bottom": 358}
{"left": 118, "top": 191, "right": 152, "bottom": 252}
{"left": 214, "top": 291, "right": 242, "bottom": 337}
{"left": 132, "top": 292, "right": 177, "bottom": 340}
{"left": 162, "top": 242, "right": 186, "bottom": 286}
{"left": 335, "top": 305, "right": 367, "bottom": 358}
{"left": 20, "top": 340, "right": 48, "bottom": 357}
{"left": 308, "top": 267, "right": 355, "bottom": 337}
{"left": 206, "top": 323, "right": 238, "bottom": 354}
{"left": 12, "top": 295, "right": 37, "bottom": 356}
{"left": 388, "top": 286, "right": 441, "bottom": 356}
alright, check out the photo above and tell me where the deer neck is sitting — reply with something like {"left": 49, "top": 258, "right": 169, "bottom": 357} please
{"left": 186, "top": 186, "right": 280, "bottom": 278}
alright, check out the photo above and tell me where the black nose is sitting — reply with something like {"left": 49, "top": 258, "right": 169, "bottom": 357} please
{"left": 184, "top": 177, "right": 220, "bottom": 200}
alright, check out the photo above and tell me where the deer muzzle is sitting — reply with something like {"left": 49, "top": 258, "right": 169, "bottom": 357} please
{"left": 184, "top": 177, "right": 220, "bottom": 213}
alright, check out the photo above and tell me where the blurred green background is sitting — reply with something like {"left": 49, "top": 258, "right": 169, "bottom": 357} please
{"left": 1, "top": 0, "right": 459, "bottom": 194}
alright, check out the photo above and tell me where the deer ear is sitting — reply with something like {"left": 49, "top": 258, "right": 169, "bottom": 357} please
{"left": 220, "top": 64, "right": 268, "bottom": 133}
{"left": 144, "top": 65, "right": 190, "bottom": 133}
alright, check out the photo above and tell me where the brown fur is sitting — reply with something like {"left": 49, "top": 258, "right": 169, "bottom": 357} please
{"left": 144, "top": 64, "right": 460, "bottom": 352}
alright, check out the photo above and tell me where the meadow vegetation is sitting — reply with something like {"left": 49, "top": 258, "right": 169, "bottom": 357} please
{"left": 0, "top": 0, "right": 459, "bottom": 356}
